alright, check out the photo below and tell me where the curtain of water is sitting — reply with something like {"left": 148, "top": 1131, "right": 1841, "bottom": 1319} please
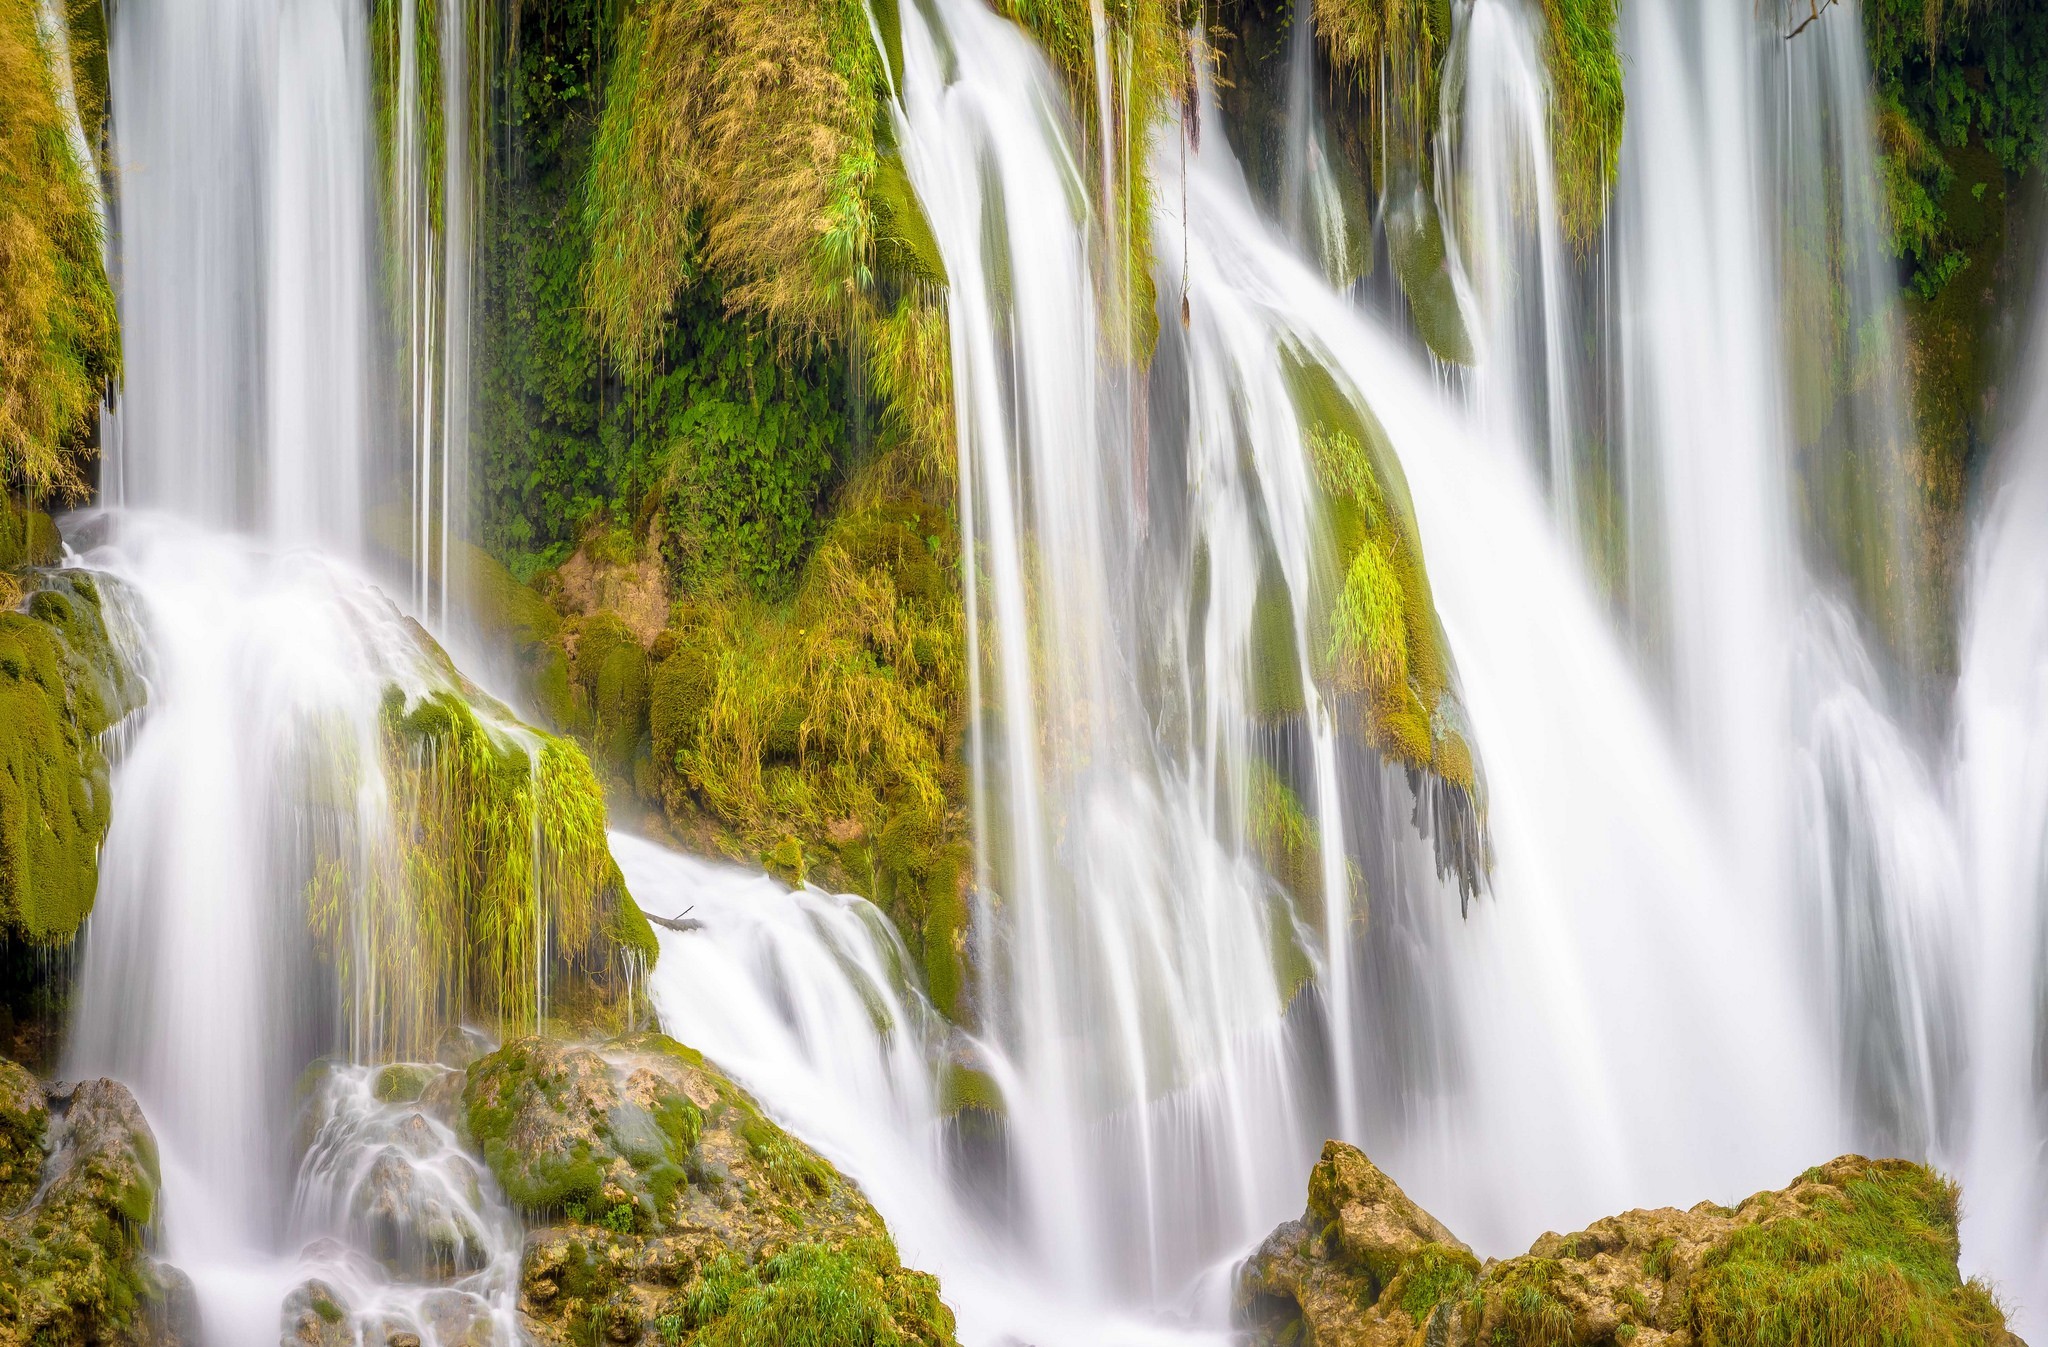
{"left": 1435, "top": 0, "right": 1582, "bottom": 526}
{"left": 66, "top": 0, "right": 522, "bottom": 1339}
{"left": 1955, "top": 267, "right": 2048, "bottom": 1333}
{"left": 389, "top": 0, "right": 482, "bottom": 630}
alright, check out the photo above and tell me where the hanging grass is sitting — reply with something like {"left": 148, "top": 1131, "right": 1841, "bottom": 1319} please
{"left": 1537, "top": 0, "right": 1623, "bottom": 247}
{"left": 583, "top": 0, "right": 886, "bottom": 368}
{"left": 0, "top": 1, "right": 118, "bottom": 501}
{"left": 307, "top": 683, "right": 655, "bottom": 1060}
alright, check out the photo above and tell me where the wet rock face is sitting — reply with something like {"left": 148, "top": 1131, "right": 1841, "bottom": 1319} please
{"left": 1238, "top": 1141, "right": 1479, "bottom": 1347}
{"left": 280, "top": 1279, "right": 354, "bottom": 1347}
{"left": 1238, "top": 1144, "right": 2023, "bottom": 1347}
{"left": 463, "top": 1034, "right": 958, "bottom": 1347}
{"left": 0, "top": 1064, "right": 191, "bottom": 1347}
{"left": 293, "top": 1061, "right": 502, "bottom": 1285}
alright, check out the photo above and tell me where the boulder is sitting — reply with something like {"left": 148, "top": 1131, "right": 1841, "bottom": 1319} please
{"left": 279, "top": 1279, "right": 352, "bottom": 1347}
{"left": 462, "top": 1034, "right": 957, "bottom": 1347}
{"left": 1238, "top": 1143, "right": 2024, "bottom": 1347}
{"left": 0, "top": 1067, "right": 189, "bottom": 1347}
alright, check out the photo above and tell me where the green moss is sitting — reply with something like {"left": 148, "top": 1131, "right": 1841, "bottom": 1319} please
{"left": 1383, "top": 177, "right": 1473, "bottom": 367}
{"left": 1484, "top": 1259, "right": 1575, "bottom": 1346}
{"left": 681, "top": 1239, "right": 955, "bottom": 1347}
{"left": 305, "top": 683, "right": 649, "bottom": 1055}
{"left": 1, "top": 3, "right": 119, "bottom": 501}
{"left": 936, "top": 1065, "right": 1002, "bottom": 1120}
{"left": 1689, "top": 1161, "right": 2008, "bottom": 1347}
{"left": 371, "top": 1064, "right": 435, "bottom": 1104}
{"left": 1283, "top": 352, "right": 1488, "bottom": 902}
{"left": 740, "top": 1114, "right": 833, "bottom": 1201}
{"left": 1536, "top": 0, "right": 1623, "bottom": 246}
{"left": 1393, "top": 1244, "right": 1479, "bottom": 1319}
{"left": 0, "top": 573, "right": 140, "bottom": 946}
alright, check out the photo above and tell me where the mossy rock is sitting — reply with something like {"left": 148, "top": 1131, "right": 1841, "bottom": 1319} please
{"left": 0, "top": 1064, "right": 184, "bottom": 1347}
{"left": 1238, "top": 1144, "right": 2018, "bottom": 1347}
{"left": 0, "top": 571, "right": 144, "bottom": 946}
{"left": 466, "top": 1034, "right": 959, "bottom": 1347}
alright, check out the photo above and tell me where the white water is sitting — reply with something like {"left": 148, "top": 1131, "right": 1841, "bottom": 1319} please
{"left": 1955, "top": 277, "right": 2048, "bottom": 1331}
{"left": 62, "top": 516, "right": 533, "bottom": 1346}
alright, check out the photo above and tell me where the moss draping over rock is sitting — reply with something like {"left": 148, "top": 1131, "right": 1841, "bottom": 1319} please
{"left": 0, "top": 566, "right": 144, "bottom": 947}
{"left": 0, "top": 1059, "right": 191, "bottom": 1347}
{"left": 461, "top": 1034, "right": 959, "bottom": 1347}
{"left": 580, "top": 0, "right": 958, "bottom": 544}
{"left": 1239, "top": 1141, "right": 2019, "bottom": 1347}
{"left": 1283, "top": 351, "right": 1489, "bottom": 906}
{"left": 306, "top": 677, "right": 657, "bottom": 1059}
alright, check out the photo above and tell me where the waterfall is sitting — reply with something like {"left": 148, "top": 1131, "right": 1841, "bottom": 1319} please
{"left": 1955, "top": 265, "right": 2048, "bottom": 1333}
{"left": 1436, "top": 0, "right": 1583, "bottom": 526}
{"left": 382, "top": 0, "right": 482, "bottom": 629}
{"left": 61, "top": 0, "right": 527, "bottom": 1339}
{"left": 43, "top": 0, "right": 2048, "bottom": 1341}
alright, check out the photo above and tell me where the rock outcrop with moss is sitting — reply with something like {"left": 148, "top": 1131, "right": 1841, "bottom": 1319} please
{"left": 1239, "top": 1141, "right": 2020, "bottom": 1347}
{"left": 459, "top": 1034, "right": 958, "bottom": 1347}
{"left": 0, "top": 1057, "right": 192, "bottom": 1347}
{"left": 306, "top": 665, "right": 658, "bottom": 1058}
{"left": 0, "top": 546, "right": 144, "bottom": 948}
{"left": 0, "top": 0, "right": 118, "bottom": 503}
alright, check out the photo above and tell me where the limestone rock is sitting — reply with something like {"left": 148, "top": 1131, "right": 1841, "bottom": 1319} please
{"left": 0, "top": 1057, "right": 46, "bottom": 1209}
{"left": 0, "top": 1069, "right": 175, "bottom": 1347}
{"left": 1238, "top": 1144, "right": 2023, "bottom": 1347}
{"left": 1238, "top": 1140, "right": 1478, "bottom": 1347}
{"left": 462, "top": 1033, "right": 957, "bottom": 1347}
{"left": 279, "top": 1279, "right": 353, "bottom": 1347}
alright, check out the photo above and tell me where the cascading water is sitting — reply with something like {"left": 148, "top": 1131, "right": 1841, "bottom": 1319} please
{"left": 57, "top": 0, "right": 527, "bottom": 1339}
{"left": 1954, "top": 266, "right": 2048, "bottom": 1334}
{"left": 382, "top": 0, "right": 482, "bottom": 628}
{"left": 62, "top": 516, "right": 533, "bottom": 1346}
{"left": 1435, "top": 0, "right": 1582, "bottom": 521}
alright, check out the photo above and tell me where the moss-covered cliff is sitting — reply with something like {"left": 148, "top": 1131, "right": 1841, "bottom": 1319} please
{"left": 0, "top": 0, "right": 117, "bottom": 504}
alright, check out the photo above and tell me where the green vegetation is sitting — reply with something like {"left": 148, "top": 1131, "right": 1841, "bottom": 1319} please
{"left": 1861, "top": 0, "right": 2045, "bottom": 671}
{"left": 680, "top": 1242, "right": 955, "bottom": 1347}
{"left": 1286, "top": 351, "right": 1480, "bottom": 817}
{"left": 1689, "top": 1160, "right": 2008, "bottom": 1347}
{"left": 1314, "top": 0, "right": 1622, "bottom": 248}
{"left": 305, "top": 683, "right": 655, "bottom": 1057}
{"left": 1868, "top": 0, "right": 2045, "bottom": 296}
{"left": 1243, "top": 1145, "right": 2013, "bottom": 1347}
{"left": 0, "top": 1070, "right": 169, "bottom": 1347}
{"left": 0, "top": 564, "right": 142, "bottom": 947}
{"left": 523, "top": 477, "right": 971, "bottom": 1018}
{"left": 0, "top": 0, "right": 118, "bottom": 502}
{"left": 479, "top": 1034, "right": 961, "bottom": 1347}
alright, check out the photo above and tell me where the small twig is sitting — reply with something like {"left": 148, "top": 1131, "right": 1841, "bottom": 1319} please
{"left": 647, "top": 906, "right": 702, "bottom": 933}
{"left": 1785, "top": 0, "right": 1838, "bottom": 40}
